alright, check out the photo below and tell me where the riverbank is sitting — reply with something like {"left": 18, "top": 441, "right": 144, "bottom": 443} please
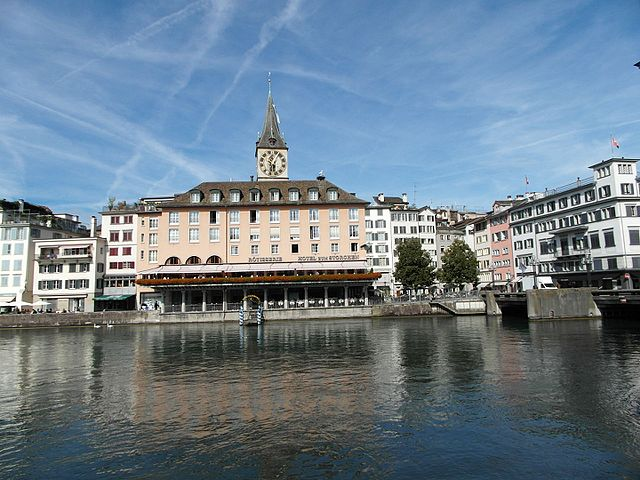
{"left": 0, "top": 303, "right": 443, "bottom": 329}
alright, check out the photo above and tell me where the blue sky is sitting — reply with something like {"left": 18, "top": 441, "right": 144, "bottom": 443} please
{"left": 1, "top": 0, "right": 639, "bottom": 222}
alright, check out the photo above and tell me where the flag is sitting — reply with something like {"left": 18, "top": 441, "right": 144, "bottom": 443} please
{"left": 525, "top": 176, "right": 529, "bottom": 185}
{"left": 611, "top": 137, "right": 620, "bottom": 149}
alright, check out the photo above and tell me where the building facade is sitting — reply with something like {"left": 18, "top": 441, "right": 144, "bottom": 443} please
{"left": 136, "top": 88, "right": 378, "bottom": 312}
{"left": 0, "top": 200, "right": 89, "bottom": 309}
{"left": 510, "top": 157, "right": 640, "bottom": 289}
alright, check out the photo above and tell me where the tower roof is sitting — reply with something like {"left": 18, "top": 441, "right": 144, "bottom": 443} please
{"left": 256, "top": 78, "right": 287, "bottom": 153}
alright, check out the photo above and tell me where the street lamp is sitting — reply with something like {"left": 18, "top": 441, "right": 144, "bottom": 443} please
{"left": 584, "top": 250, "right": 592, "bottom": 287}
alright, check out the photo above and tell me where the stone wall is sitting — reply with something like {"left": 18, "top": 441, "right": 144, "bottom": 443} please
{"left": 527, "top": 288, "right": 601, "bottom": 320}
{"left": 371, "top": 303, "right": 433, "bottom": 317}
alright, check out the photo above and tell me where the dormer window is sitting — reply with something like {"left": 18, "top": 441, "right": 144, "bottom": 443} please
{"left": 327, "top": 189, "right": 338, "bottom": 201}
{"left": 230, "top": 190, "right": 241, "bottom": 202}
{"left": 190, "top": 191, "right": 202, "bottom": 203}
{"left": 270, "top": 189, "right": 281, "bottom": 201}
{"left": 210, "top": 190, "right": 221, "bottom": 203}
{"left": 250, "top": 189, "right": 261, "bottom": 202}
{"left": 288, "top": 189, "right": 300, "bottom": 201}
{"left": 308, "top": 188, "right": 319, "bottom": 201}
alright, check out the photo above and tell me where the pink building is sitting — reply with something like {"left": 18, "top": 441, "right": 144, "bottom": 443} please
{"left": 489, "top": 200, "right": 517, "bottom": 291}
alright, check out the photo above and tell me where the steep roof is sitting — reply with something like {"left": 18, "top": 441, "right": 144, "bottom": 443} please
{"left": 163, "top": 179, "right": 368, "bottom": 207}
{"left": 255, "top": 85, "right": 287, "bottom": 153}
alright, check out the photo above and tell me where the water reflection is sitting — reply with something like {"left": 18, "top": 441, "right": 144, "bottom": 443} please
{"left": 1, "top": 317, "right": 639, "bottom": 478}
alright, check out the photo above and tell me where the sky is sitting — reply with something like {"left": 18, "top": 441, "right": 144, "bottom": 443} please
{"left": 1, "top": 0, "right": 639, "bottom": 223}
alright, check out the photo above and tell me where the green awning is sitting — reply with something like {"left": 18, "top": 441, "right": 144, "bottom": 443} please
{"left": 94, "top": 294, "right": 135, "bottom": 301}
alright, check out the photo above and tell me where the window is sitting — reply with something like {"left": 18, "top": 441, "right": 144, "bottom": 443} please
{"left": 604, "top": 230, "right": 615, "bottom": 248}
{"left": 122, "top": 230, "right": 133, "bottom": 242}
{"left": 618, "top": 163, "right": 633, "bottom": 174}
{"left": 327, "top": 189, "right": 338, "bottom": 200}
{"left": 1, "top": 244, "right": 9, "bottom": 255}
{"left": 309, "top": 226, "right": 320, "bottom": 240}
{"left": 349, "top": 208, "right": 359, "bottom": 221}
{"left": 598, "top": 185, "right": 611, "bottom": 198}
{"left": 349, "top": 225, "right": 359, "bottom": 238}
{"left": 351, "top": 242, "right": 359, "bottom": 252}
{"left": 209, "top": 228, "right": 220, "bottom": 242}
{"left": 169, "top": 228, "right": 179, "bottom": 243}
{"left": 251, "top": 245, "right": 259, "bottom": 255}
{"left": 13, "top": 259, "right": 22, "bottom": 271}
{"left": 630, "top": 228, "right": 640, "bottom": 246}
{"left": 230, "top": 245, "right": 239, "bottom": 256}
{"left": 250, "top": 210, "right": 260, "bottom": 223}
{"left": 309, "top": 209, "right": 319, "bottom": 222}
{"left": 169, "top": 212, "right": 180, "bottom": 224}
{"left": 546, "top": 201, "right": 556, "bottom": 212}
{"left": 190, "top": 191, "right": 201, "bottom": 203}
{"left": 209, "top": 211, "right": 219, "bottom": 224}
{"left": 0, "top": 275, "right": 7, "bottom": 287}
{"left": 140, "top": 233, "right": 144, "bottom": 243}
{"left": 289, "top": 209, "right": 299, "bottom": 222}
{"left": 165, "top": 257, "right": 180, "bottom": 265}
{"left": 330, "top": 225, "right": 340, "bottom": 239}
{"left": 308, "top": 188, "right": 319, "bottom": 201}
{"left": 250, "top": 189, "right": 261, "bottom": 202}
{"left": 311, "top": 243, "right": 319, "bottom": 253}
{"left": 189, "top": 228, "right": 199, "bottom": 243}
{"left": 621, "top": 183, "right": 635, "bottom": 195}
{"left": 375, "top": 220, "right": 386, "bottom": 228}
{"left": 270, "top": 189, "right": 280, "bottom": 201}
{"left": 585, "top": 190, "right": 595, "bottom": 202}
{"left": 210, "top": 191, "right": 221, "bottom": 203}
{"left": 331, "top": 243, "right": 339, "bottom": 253}
{"left": 270, "top": 227, "right": 280, "bottom": 241}
{"left": 0, "top": 260, "right": 9, "bottom": 271}
{"left": 229, "top": 210, "right": 240, "bottom": 224}
{"left": 291, "top": 244, "right": 299, "bottom": 253}
{"left": 558, "top": 197, "right": 568, "bottom": 209}
{"left": 250, "top": 228, "right": 260, "bottom": 241}
{"left": 109, "top": 247, "right": 118, "bottom": 256}
{"left": 270, "top": 209, "right": 280, "bottom": 223}
{"left": 230, "top": 190, "right": 241, "bottom": 202}
{"left": 122, "top": 247, "right": 132, "bottom": 255}
{"left": 149, "top": 218, "right": 159, "bottom": 229}
{"left": 149, "top": 233, "right": 158, "bottom": 246}
{"left": 329, "top": 208, "right": 339, "bottom": 222}
{"left": 149, "top": 250, "right": 158, "bottom": 263}
{"left": 271, "top": 244, "right": 279, "bottom": 255}
{"left": 109, "top": 231, "right": 119, "bottom": 242}
{"left": 288, "top": 189, "right": 299, "bottom": 201}
{"left": 608, "top": 258, "right": 618, "bottom": 270}
{"left": 189, "top": 211, "right": 199, "bottom": 224}
{"left": 290, "top": 227, "right": 300, "bottom": 241}
{"left": 230, "top": 227, "right": 240, "bottom": 241}
{"left": 570, "top": 194, "right": 581, "bottom": 206}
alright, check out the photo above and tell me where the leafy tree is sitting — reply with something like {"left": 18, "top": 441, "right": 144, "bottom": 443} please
{"left": 438, "top": 239, "right": 479, "bottom": 289}
{"left": 394, "top": 238, "right": 436, "bottom": 293}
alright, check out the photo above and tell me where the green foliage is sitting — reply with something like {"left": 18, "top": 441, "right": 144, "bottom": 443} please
{"left": 394, "top": 238, "right": 436, "bottom": 291}
{"left": 438, "top": 239, "right": 479, "bottom": 288}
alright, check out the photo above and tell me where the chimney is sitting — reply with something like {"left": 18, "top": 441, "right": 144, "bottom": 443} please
{"left": 317, "top": 170, "right": 326, "bottom": 181}
{"left": 402, "top": 193, "right": 408, "bottom": 203}
{"left": 250, "top": 175, "right": 254, "bottom": 182}
{"left": 90, "top": 216, "right": 96, "bottom": 237}
{"left": 18, "top": 199, "right": 24, "bottom": 213}
{"left": 377, "top": 193, "right": 385, "bottom": 203}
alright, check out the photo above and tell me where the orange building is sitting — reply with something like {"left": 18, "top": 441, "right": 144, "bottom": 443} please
{"left": 136, "top": 87, "right": 378, "bottom": 313}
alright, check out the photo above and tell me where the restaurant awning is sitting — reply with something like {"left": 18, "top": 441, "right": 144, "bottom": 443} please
{"left": 139, "top": 260, "right": 368, "bottom": 276}
{"left": 94, "top": 294, "right": 135, "bottom": 301}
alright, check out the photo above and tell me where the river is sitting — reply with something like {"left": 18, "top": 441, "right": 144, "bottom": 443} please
{"left": 1, "top": 316, "right": 640, "bottom": 478}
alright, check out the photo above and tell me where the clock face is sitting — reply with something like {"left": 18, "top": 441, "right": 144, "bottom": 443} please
{"left": 259, "top": 151, "right": 287, "bottom": 176}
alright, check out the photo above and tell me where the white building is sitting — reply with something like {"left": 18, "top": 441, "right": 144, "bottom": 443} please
{"left": 365, "top": 193, "right": 437, "bottom": 296}
{"left": 510, "top": 157, "right": 640, "bottom": 289}
{"left": 0, "top": 199, "right": 89, "bottom": 309}
{"left": 33, "top": 219, "right": 107, "bottom": 312}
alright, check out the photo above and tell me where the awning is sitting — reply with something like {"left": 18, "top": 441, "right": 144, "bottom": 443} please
{"left": 139, "top": 260, "right": 368, "bottom": 276}
{"left": 477, "top": 282, "right": 490, "bottom": 288}
{"left": 0, "top": 295, "right": 16, "bottom": 303}
{"left": 94, "top": 294, "right": 135, "bottom": 301}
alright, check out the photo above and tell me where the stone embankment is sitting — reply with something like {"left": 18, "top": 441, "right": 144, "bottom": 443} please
{"left": 0, "top": 311, "right": 161, "bottom": 328}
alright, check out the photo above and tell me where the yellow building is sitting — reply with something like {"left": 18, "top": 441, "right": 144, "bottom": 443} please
{"left": 136, "top": 87, "right": 378, "bottom": 313}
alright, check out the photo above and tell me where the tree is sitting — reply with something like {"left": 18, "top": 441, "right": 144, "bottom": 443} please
{"left": 394, "top": 238, "right": 436, "bottom": 293}
{"left": 438, "top": 239, "right": 479, "bottom": 290}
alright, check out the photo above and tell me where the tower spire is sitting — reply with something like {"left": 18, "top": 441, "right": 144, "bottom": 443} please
{"left": 256, "top": 74, "right": 287, "bottom": 154}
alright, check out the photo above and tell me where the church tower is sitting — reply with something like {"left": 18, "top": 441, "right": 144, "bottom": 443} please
{"left": 256, "top": 76, "right": 288, "bottom": 181}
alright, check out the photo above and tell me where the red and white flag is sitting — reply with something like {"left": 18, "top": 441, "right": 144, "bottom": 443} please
{"left": 611, "top": 137, "right": 620, "bottom": 149}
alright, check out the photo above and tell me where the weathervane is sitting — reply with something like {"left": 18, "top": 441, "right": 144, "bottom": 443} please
{"left": 268, "top": 72, "right": 271, "bottom": 95}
